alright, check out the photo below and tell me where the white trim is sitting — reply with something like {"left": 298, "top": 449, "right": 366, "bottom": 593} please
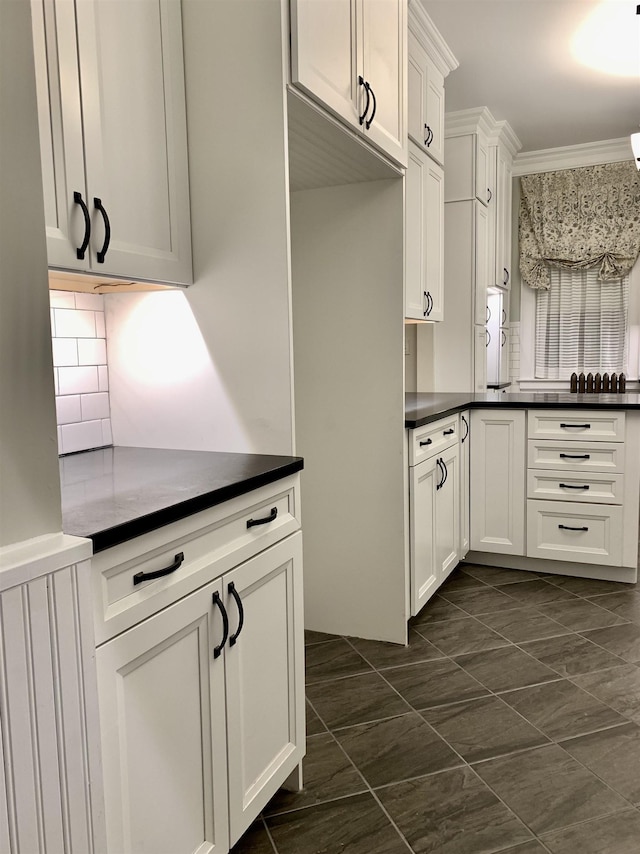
{"left": 0, "top": 533, "right": 92, "bottom": 592}
{"left": 408, "top": 0, "right": 459, "bottom": 78}
{"left": 445, "top": 106, "right": 497, "bottom": 138}
{"left": 513, "top": 137, "right": 633, "bottom": 176}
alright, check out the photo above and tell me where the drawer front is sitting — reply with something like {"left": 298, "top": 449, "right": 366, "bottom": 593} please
{"left": 527, "top": 440, "right": 625, "bottom": 474}
{"left": 527, "top": 499, "right": 623, "bottom": 566}
{"left": 92, "top": 475, "right": 300, "bottom": 644}
{"left": 410, "top": 415, "right": 459, "bottom": 466}
{"left": 527, "top": 410, "right": 625, "bottom": 442}
{"left": 527, "top": 470, "right": 624, "bottom": 505}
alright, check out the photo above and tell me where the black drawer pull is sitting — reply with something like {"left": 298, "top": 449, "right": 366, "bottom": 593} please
{"left": 93, "top": 197, "right": 111, "bottom": 263}
{"left": 247, "top": 507, "right": 278, "bottom": 528}
{"left": 559, "top": 483, "right": 590, "bottom": 490}
{"left": 358, "top": 76, "right": 370, "bottom": 126}
{"left": 419, "top": 438, "right": 432, "bottom": 447}
{"left": 560, "top": 423, "right": 591, "bottom": 429}
{"left": 443, "top": 428, "right": 455, "bottom": 436}
{"left": 228, "top": 581, "right": 245, "bottom": 646}
{"left": 559, "top": 453, "right": 590, "bottom": 460}
{"left": 73, "top": 191, "right": 91, "bottom": 259}
{"left": 212, "top": 591, "right": 229, "bottom": 659}
{"left": 558, "top": 524, "right": 589, "bottom": 532}
{"left": 436, "top": 458, "right": 445, "bottom": 491}
{"left": 133, "top": 552, "right": 184, "bottom": 586}
{"left": 461, "top": 414, "right": 469, "bottom": 443}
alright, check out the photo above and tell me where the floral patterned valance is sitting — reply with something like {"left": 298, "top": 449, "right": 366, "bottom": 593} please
{"left": 519, "top": 161, "right": 640, "bottom": 290}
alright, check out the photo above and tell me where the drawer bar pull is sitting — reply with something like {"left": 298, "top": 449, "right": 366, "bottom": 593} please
{"left": 443, "top": 429, "right": 455, "bottom": 436}
{"left": 133, "top": 551, "right": 184, "bottom": 586}
{"left": 212, "top": 592, "right": 229, "bottom": 659}
{"left": 228, "top": 582, "right": 245, "bottom": 646}
{"left": 559, "top": 453, "right": 590, "bottom": 460}
{"left": 559, "top": 483, "right": 590, "bottom": 490}
{"left": 247, "top": 507, "right": 278, "bottom": 528}
{"left": 419, "top": 438, "right": 433, "bottom": 447}
{"left": 560, "top": 423, "right": 591, "bottom": 429}
{"left": 558, "top": 524, "right": 589, "bottom": 532}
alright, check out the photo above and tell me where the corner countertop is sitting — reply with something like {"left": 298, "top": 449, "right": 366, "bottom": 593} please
{"left": 60, "top": 446, "right": 304, "bottom": 553}
{"left": 405, "top": 391, "right": 640, "bottom": 429}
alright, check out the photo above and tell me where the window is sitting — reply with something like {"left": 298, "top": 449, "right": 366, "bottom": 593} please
{"left": 534, "top": 269, "right": 629, "bottom": 380}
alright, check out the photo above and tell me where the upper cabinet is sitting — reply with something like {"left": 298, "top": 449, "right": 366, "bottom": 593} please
{"left": 290, "top": 0, "right": 407, "bottom": 167}
{"left": 31, "top": 0, "right": 193, "bottom": 286}
{"left": 488, "top": 126, "right": 520, "bottom": 291}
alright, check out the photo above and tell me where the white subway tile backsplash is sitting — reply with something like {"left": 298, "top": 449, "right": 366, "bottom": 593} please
{"left": 50, "top": 309, "right": 56, "bottom": 336}
{"left": 81, "top": 392, "right": 110, "bottom": 421}
{"left": 49, "top": 290, "right": 76, "bottom": 309}
{"left": 52, "top": 338, "right": 79, "bottom": 367}
{"left": 95, "top": 311, "right": 106, "bottom": 338}
{"left": 58, "top": 365, "right": 99, "bottom": 395}
{"left": 60, "top": 420, "right": 104, "bottom": 454}
{"left": 54, "top": 308, "right": 96, "bottom": 338}
{"left": 56, "top": 395, "right": 82, "bottom": 425}
{"left": 78, "top": 338, "right": 107, "bottom": 366}
{"left": 74, "top": 292, "right": 104, "bottom": 311}
{"left": 98, "top": 365, "right": 109, "bottom": 392}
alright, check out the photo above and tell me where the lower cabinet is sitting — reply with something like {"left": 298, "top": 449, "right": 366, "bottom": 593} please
{"left": 96, "top": 532, "right": 304, "bottom": 854}
{"left": 459, "top": 410, "right": 470, "bottom": 556}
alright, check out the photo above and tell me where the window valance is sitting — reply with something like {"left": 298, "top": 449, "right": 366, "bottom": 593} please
{"left": 519, "top": 161, "right": 640, "bottom": 290}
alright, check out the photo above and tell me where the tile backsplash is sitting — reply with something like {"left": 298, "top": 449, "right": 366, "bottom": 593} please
{"left": 50, "top": 290, "right": 113, "bottom": 454}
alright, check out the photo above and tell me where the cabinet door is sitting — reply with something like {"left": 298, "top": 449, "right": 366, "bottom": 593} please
{"left": 473, "top": 324, "right": 488, "bottom": 392}
{"left": 407, "top": 32, "right": 427, "bottom": 149}
{"left": 75, "top": 0, "right": 192, "bottom": 284}
{"left": 493, "top": 146, "right": 511, "bottom": 290}
{"left": 474, "top": 201, "right": 489, "bottom": 325}
{"left": 96, "top": 580, "right": 229, "bottom": 854}
{"left": 499, "top": 290, "right": 510, "bottom": 384}
{"left": 475, "top": 135, "right": 490, "bottom": 206}
{"left": 424, "top": 54, "right": 445, "bottom": 165}
{"left": 424, "top": 157, "right": 445, "bottom": 321}
{"left": 224, "top": 533, "right": 305, "bottom": 846}
{"left": 470, "top": 410, "right": 526, "bottom": 555}
{"left": 436, "top": 444, "right": 460, "bottom": 582}
{"left": 409, "top": 456, "right": 438, "bottom": 616}
{"left": 359, "top": 0, "right": 407, "bottom": 166}
{"left": 459, "top": 411, "right": 470, "bottom": 556}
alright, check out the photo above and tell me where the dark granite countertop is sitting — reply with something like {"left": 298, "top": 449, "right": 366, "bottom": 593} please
{"left": 60, "top": 446, "right": 304, "bottom": 553}
{"left": 405, "top": 391, "right": 640, "bottom": 429}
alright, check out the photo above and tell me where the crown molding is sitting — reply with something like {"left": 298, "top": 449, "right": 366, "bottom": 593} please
{"left": 487, "top": 120, "right": 522, "bottom": 157}
{"left": 445, "top": 106, "right": 497, "bottom": 139}
{"left": 513, "top": 138, "right": 634, "bottom": 176}
{"left": 408, "top": 0, "right": 459, "bottom": 78}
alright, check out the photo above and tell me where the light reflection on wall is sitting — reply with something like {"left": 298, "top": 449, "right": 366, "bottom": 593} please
{"left": 572, "top": 0, "right": 640, "bottom": 77}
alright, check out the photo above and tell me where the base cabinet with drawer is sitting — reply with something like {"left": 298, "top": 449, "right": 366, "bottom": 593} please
{"left": 93, "top": 476, "right": 305, "bottom": 854}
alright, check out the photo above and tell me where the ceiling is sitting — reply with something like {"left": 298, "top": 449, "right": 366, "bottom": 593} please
{"left": 420, "top": 0, "right": 640, "bottom": 153}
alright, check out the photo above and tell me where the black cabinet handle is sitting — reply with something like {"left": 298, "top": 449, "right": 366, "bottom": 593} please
{"left": 486, "top": 329, "right": 491, "bottom": 347}
{"left": 424, "top": 124, "right": 433, "bottom": 147}
{"left": 487, "top": 188, "right": 492, "bottom": 203}
{"left": 503, "top": 268, "right": 510, "bottom": 286}
{"left": 94, "top": 197, "right": 111, "bottom": 263}
{"left": 358, "top": 76, "right": 370, "bottom": 126}
{"left": 461, "top": 414, "right": 469, "bottom": 443}
{"left": 559, "top": 453, "right": 590, "bottom": 459}
{"left": 559, "top": 483, "right": 590, "bottom": 490}
{"left": 419, "top": 438, "right": 432, "bottom": 447}
{"left": 73, "top": 191, "right": 91, "bottom": 260}
{"left": 133, "top": 552, "right": 184, "bottom": 586}
{"left": 212, "top": 591, "right": 229, "bottom": 659}
{"left": 228, "top": 581, "right": 244, "bottom": 646}
{"left": 486, "top": 305, "right": 491, "bottom": 323}
{"left": 443, "top": 428, "right": 454, "bottom": 436}
{"left": 436, "top": 458, "right": 445, "bottom": 490}
{"left": 558, "top": 524, "right": 589, "bottom": 532}
{"left": 424, "top": 291, "right": 433, "bottom": 317}
{"left": 501, "top": 330, "right": 507, "bottom": 347}
{"left": 502, "top": 308, "right": 506, "bottom": 324}
{"left": 365, "top": 84, "right": 377, "bottom": 129}
{"left": 560, "top": 423, "right": 591, "bottom": 429}
{"left": 247, "top": 507, "right": 278, "bottom": 528}
{"left": 441, "top": 459, "right": 448, "bottom": 487}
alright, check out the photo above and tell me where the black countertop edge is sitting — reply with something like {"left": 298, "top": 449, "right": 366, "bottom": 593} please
{"left": 405, "top": 392, "right": 640, "bottom": 429}
{"left": 87, "top": 458, "right": 304, "bottom": 554}
{"left": 486, "top": 382, "right": 512, "bottom": 389}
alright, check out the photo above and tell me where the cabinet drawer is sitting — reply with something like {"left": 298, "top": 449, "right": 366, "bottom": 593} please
{"left": 92, "top": 475, "right": 300, "bottom": 644}
{"left": 527, "top": 470, "right": 624, "bottom": 505}
{"left": 527, "top": 410, "right": 625, "bottom": 442}
{"left": 409, "top": 415, "right": 459, "bottom": 465}
{"left": 527, "top": 440, "right": 624, "bottom": 474}
{"left": 527, "top": 499, "right": 623, "bottom": 566}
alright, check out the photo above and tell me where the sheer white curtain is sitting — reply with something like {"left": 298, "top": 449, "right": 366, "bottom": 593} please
{"left": 535, "top": 269, "right": 629, "bottom": 379}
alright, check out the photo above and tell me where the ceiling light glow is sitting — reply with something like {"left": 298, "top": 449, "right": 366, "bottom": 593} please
{"left": 571, "top": 0, "right": 640, "bottom": 77}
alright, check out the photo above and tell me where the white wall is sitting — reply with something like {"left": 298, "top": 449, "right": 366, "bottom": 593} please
{"left": 0, "top": 0, "right": 61, "bottom": 547}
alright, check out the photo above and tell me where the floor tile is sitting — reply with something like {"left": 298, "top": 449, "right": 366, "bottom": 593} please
{"left": 376, "top": 765, "right": 534, "bottom": 854}
{"left": 500, "top": 679, "right": 626, "bottom": 741}
{"left": 347, "top": 629, "right": 444, "bottom": 669}
{"left": 459, "top": 564, "right": 542, "bottom": 586}
{"left": 382, "top": 657, "right": 490, "bottom": 710}
{"left": 304, "top": 629, "right": 338, "bottom": 646}
{"left": 304, "top": 638, "right": 372, "bottom": 684}
{"left": 264, "top": 733, "right": 365, "bottom": 815}
{"left": 586, "top": 591, "right": 640, "bottom": 622}
{"left": 561, "top": 722, "right": 640, "bottom": 804}
{"left": 541, "top": 574, "right": 638, "bottom": 598}
{"left": 572, "top": 664, "right": 640, "bottom": 724}
{"left": 306, "top": 700, "right": 326, "bottom": 736}
{"left": 536, "top": 598, "right": 627, "bottom": 632}
{"left": 473, "top": 743, "right": 629, "bottom": 835}
{"left": 305, "top": 671, "right": 412, "bottom": 730}
{"left": 453, "top": 645, "right": 558, "bottom": 693}
{"left": 265, "top": 792, "right": 408, "bottom": 854}
{"left": 494, "top": 579, "right": 579, "bottom": 606}
{"left": 498, "top": 843, "right": 549, "bottom": 854}
{"left": 334, "top": 712, "right": 461, "bottom": 787}
{"left": 422, "top": 695, "right": 549, "bottom": 762}
{"left": 520, "top": 633, "right": 625, "bottom": 677}
{"left": 438, "top": 585, "right": 524, "bottom": 615}
{"left": 540, "top": 810, "right": 640, "bottom": 854}
{"left": 476, "top": 607, "right": 570, "bottom": 643}
{"left": 414, "top": 615, "right": 509, "bottom": 656}
{"left": 411, "top": 595, "right": 469, "bottom": 625}
{"left": 230, "top": 820, "right": 274, "bottom": 853}
{"left": 581, "top": 622, "right": 640, "bottom": 663}
{"left": 439, "top": 567, "right": 489, "bottom": 591}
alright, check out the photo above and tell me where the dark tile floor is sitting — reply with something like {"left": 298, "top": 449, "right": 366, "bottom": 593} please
{"left": 232, "top": 563, "right": 640, "bottom": 854}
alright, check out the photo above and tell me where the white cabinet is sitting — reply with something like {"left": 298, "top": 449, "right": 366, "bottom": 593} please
{"left": 290, "top": 0, "right": 407, "bottom": 166}
{"left": 491, "top": 144, "right": 513, "bottom": 290}
{"left": 459, "top": 410, "right": 470, "bottom": 556}
{"left": 470, "top": 409, "right": 526, "bottom": 555}
{"left": 405, "top": 141, "right": 444, "bottom": 320}
{"left": 444, "top": 133, "right": 490, "bottom": 206}
{"left": 31, "top": 0, "right": 192, "bottom": 285}
{"left": 408, "top": 33, "right": 445, "bottom": 164}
